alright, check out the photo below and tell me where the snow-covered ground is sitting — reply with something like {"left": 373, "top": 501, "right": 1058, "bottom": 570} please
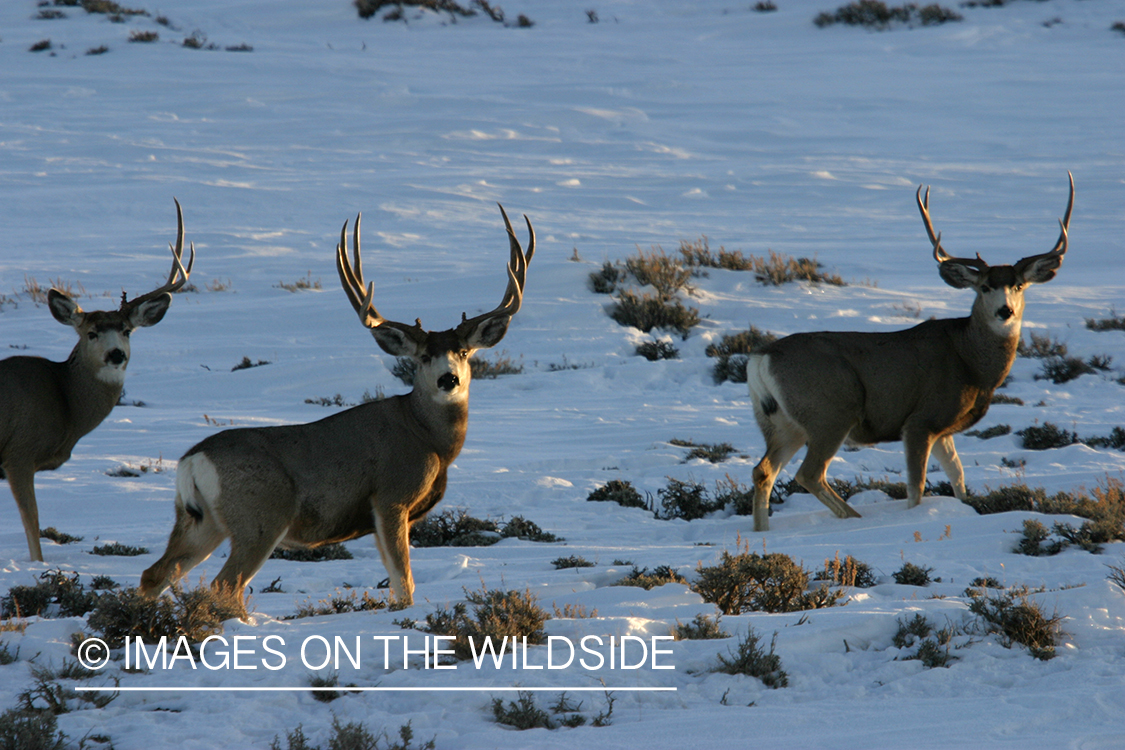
{"left": 1, "top": 1, "right": 1124, "bottom": 747}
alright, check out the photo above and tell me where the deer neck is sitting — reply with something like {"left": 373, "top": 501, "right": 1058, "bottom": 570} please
{"left": 406, "top": 388, "right": 469, "bottom": 461}
{"left": 63, "top": 349, "right": 123, "bottom": 440}
{"left": 959, "top": 309, "right": 1021, "bottom": 391}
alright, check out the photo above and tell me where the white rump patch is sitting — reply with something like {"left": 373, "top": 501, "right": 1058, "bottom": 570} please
{"left": 177, "top": 452, "right": 223, "bottom": 517}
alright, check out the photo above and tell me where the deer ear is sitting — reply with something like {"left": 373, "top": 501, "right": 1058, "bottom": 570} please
{"left": 937, "top": 261, "right": 981, "bottom": 290}
{"left": 370, "top": 326, "right": 422, "bottom": 358}
{"left": 48, "top": 289, "right": 83, "bottom": 326}
{"left": 127, "top": 293, "right": 172, "bottom": 329}
{"left": 1016, "top": 254, "right": 1063, "bottom": 286}
{"left": 462, "top": 315, "right": 512, "bottom": 350}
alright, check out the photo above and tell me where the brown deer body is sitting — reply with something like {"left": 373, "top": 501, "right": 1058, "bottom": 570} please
{"left": 0, "top": 201, "right": 194, "bottom": 560}
{"left": 140, "top": 205, "right": 533, "bottom": 610}
{"left": 747, "top": 175, "right": 1073, "bottom": 531}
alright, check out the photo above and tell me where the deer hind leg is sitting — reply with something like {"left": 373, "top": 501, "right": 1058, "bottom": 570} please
{"left": 5, "top": 465, "right": 44, "bottom": 562}
{"left": 140, "top": 491, "right": 227, "bottom": 598}
{"left": 794, "top": 433, "right": 863, "bottom": 521}
{"left": 751, "top": 419, "right": 806, "bottom": 533}
{"left": 930, "top": 434, "right": 968, "bottom": 502}
{"left": 211, "top": 523, "right": 288, "bottom": 616}
{"left": 373, "top": 502, "right": 414, "bottom": 606}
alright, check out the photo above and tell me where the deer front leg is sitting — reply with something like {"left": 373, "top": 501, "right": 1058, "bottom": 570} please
{"left": 902, "top": 427, "right": 937, "bottom": 508}
{"left": 373, "top": 501, "right": 414, "bottom": 606}
{"left": 5, "top": 465, "right": 44, "bottom": 562}
{"left": 931, "top": 434, "right": 968, "bottom": 501}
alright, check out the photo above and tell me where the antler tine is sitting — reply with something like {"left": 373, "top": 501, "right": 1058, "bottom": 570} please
{"left": 458, "top": 205, "right": 535, "bottom": 333}
{"left": 123, "top": 198, "right": 194, "bottom": 309}
{"left": 335, "top": 213, "right": 427, "bottom": 340}
{"left": 1047, "top": 170, "right": 1075, "bottom": 257}
{"left": 917, "top": 185, "right": 987, "bottom": 271}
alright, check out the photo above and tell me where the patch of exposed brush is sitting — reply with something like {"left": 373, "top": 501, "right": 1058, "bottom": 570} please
{"left": 1018, "top": 331, "right": 1067, "bottom": 359}
{"left": 1086, "top": 309, "right": 1125, "bottom": 331}
{"left": 611, "top": 289, "right": 701, "bottom": 339}
{"left": 491, "top": 690, "right": 614, "bottom": 730}
{"left": 585, "top": 479, "right": 649, "bottom": 510}
{"left": 85, "top": 582, "right": 246, "bottom": 647}
{"left": 270, "top": 542, "right": 353, "bottom": 562}
{"left": 814, "top": 0, "right": 962, "bottom": 29}
{"left": 693, "top": 542, "right": 845, "bottom": 615}
{"left": 892, "top": 613, "right": 960, "bottom": 668}
{"left": 272, "top": 718, "right": 435, "bottom": 750}
{"left": 635, "top": 338, "right": 680, "bottom": 361}
{"left": 1017, "top": 422, "right": 1077, "bottom": 450}
{"left": 470, "top": 350, "right": 523, "bottom": 378}
{"left": 591, "top": 248, "right": 701, "bottom": 338}
{"left": 814, "top": 553, "right": 878, "bottom": 588}
{"left": 892, "top": 562, "right": 936, "bottom": 586}
{"left": 706, "top": 326, "right": 778, "bottom": 383}
{"left": 39, "top": 527, "right": 83, "bottom": 545}
{"left": 678, "top": 236, "right": 845, "bottom": 286}
{"left": 672, "top": 613, "right": 730, "bottom": 640}
{"left": 964, "top": 424, "right": 1011, "bottom": 440}
{"left": 552, "top": 555, "right": 596, "bottom": 570}
{"left": 657, "top": 478, "right": 723, "bottom": 520}
{"left": 288, "top": 589, "right": 389, "bottom": 619}
{"left": 711, "top": 628, "right": 788, "bottom": 688}
{"left": 968, "top": 587, "right": 1065, "bottom": 660}
{"left": 413, "top": 584, "right": 549, "bottom": 662}
{"left": 1, "top": 570, "right": 99, "bottom": 619}
{"left": 410, "top": 508, "right": 560, "bottom": 547}
{"left": 612, "top": 565, "right": 688, "bottom": 590}
{"left": 669, "top": 438, "right": 739, "bottom": 463}
{"left": 1035, "top": 354, "right": 1112, "bottom": 384}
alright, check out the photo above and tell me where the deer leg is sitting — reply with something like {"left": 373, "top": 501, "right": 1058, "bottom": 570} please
{"left": 931, "top": 435, "right": 968, "bottom": 501}
{"left": 751, "top": 432, "right": 805, "bottom": 533}
{"left": 902, "top": 428, "right": 937, "bottom": 508}
{"left": 5, "top": 465, "right": 44, "bottom": 562}
{"left": 373, "top": 502, "right": 414, "bottom": 606}
{"left": 211, "top": 521, "right": 288, "bottom": 615}
{"left": 140, "top": 498, "right": 227, "bottom": 597}
{"left": 795, "top": 436, "right": 863, "bottom": 520}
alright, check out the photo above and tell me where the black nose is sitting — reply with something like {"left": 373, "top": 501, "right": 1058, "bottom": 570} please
{"left": 997, "top": 306, "right": 1014, "bottom": 321}
{"left": 106, "top": 349, "right": 126, "bottom": 366}
{"left": 437, "top": 373, "right": 460, "bottom": 392}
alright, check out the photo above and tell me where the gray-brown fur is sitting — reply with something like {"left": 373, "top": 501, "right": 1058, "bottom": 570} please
{"left": 0, "top": 201, "right": 193, "bottom": 560}
{"left": 141, "top": 205, "right": 534, "bottom": 611}
{"left": 747, "top": 175, "right": 1073, "bottom": 532}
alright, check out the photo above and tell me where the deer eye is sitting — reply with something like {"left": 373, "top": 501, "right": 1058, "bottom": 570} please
{"left": 122, "top": 330, "right": 132, "bottom": 338}
{"left": 87, "top": 331, "right": 98, "bottom": 340}
{"left": 459, "top": 350, "right": 470, "bottom": 359}
{"left": 1012, "top": 284, "right": 1023, "bottom": 292}
{"left": 420, "top": 355, "right": 433, "bottom": 365}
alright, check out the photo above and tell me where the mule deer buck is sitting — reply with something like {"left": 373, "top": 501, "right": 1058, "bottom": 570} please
{"left": 746, "top": 174, "right": 1073, "bottom": 532}
{"left": 140, "top": 205, "right": 534, "bottom": 611}
{"left": 1, "top": 200, "right": 194, "bottom": 560}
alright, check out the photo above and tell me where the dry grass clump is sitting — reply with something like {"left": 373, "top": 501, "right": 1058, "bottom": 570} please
{"left": 612, "top": 565, "right": 688, "bottom": 590}
{"left": 414, "top": 584, "right": 549, "bottom": 662}
{"left": 672, "top": 613, "right": 730, "bottom": 640}
{"left": 814, "top": 553, "right": 878, "bottom": 588}
{"left": 968, "top": 588, "right": 1065, "bottom": 660}
{"left": 85, "top": 582, "right": 246, "bottom": 647}
{"left": 693, "top": 543, "right": 845, "bottom": 615}
{"left": 712, "top": 629, "right": 789, "bottom": 688}
{"left": 1, "top": 570, "right": 98, "bottom": 619}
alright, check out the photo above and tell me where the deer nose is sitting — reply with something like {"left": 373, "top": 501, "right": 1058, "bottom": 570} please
{"left": 437, "top": 373, "right": 460, "bottom": 392}
{"left": 997, "top": 305, "right": 1014, "bottom": 321}
{"left": 106, "top": 349, "right": 127, "bottom": 366}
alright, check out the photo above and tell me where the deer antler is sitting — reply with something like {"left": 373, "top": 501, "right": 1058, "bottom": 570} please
{"left": 121, "top": 198, "right": 195, "bottom": 310}
{"left": 455, "top": 204, "right": 535, "bottom": 338}
{"left": 916, "top": 186, "right": 989, "bottom": 272}
{"left": 1014, "top": 171, "right": 1074, "bottom": 274}
{"left": 335, "top": 213, "right": 427, "bottom": 343}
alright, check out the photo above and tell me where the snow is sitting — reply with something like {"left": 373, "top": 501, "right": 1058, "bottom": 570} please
{"left": 1, "top": 0, "right": 1124, "bottom": 747}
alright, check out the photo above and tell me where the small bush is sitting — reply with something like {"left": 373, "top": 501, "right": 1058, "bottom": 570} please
{"left": 752, "top": 250, "right": 846, "bottom": 286}
{"left": 40, "top": 527, "right": 83, "bottom": 545}
{"left": 672, "top": 613, "right": 730, "bottom": 640}
{"left": 693, "top": 547, "right": 844, "bottom": 615}
{"left": 30, "top": 39, "right": 53, "bottom": 52}
{"left": 232, "top": 356, "right": 271, "bottom": 371}
{"left": 1085, "top": 427, "right": 1125, "bottom": 451}
{"left": 1015, "top": 519, "right": 1066, "bottom": 557}
{"left": 625, "top": 248, "right": 693, "bottom": 299}
{"left": 964, "top": 424, "right": 1010, "bottom": 440}
{"left": 715, "top": 475, "right": 755, "bottom": 516}
{"left": 552, "top": 555, "right": 595, "bottom": 570}
{"left": 706, "top": 327, "right": 778, "bottom": 383}
{"left": 589, "top": 261, "right": 623, "bottom": 294}
{"left": 635, "top": 339, "right": 679, "bottom": 361}
{"left": 86, "top": 583, "right": 245, "bottom": 647}
{"left": 1036, "top": 356, "right": 1099, "bottom": 384}
{"left": 270, "top": 542, "right": 353, "bottom": 562}
{"left": 893, "top": 614, "right": 957, "bottom": 668}
{"left": 410, "top": 509, "right": 501, "bottom": 547}
{"left": 892, "top": 562, "right": 934, "bottom": 586}
{"left": 1019, "top": 331, "right": 1067, "bottom": 359}
{"left": 492, "top": 691, "right": 554, "bottom": 730}
{"left": 290, "top": 589, "right": 388, "bottom": 619}
{"left": 417, "top": 584, "right": 549, "bottom": 662}
{"left": 610, "top": 289, "right": 700, "bottom": 339}
{"left": 612, "top": 565, "right": 688, "bottom": 590}
{"left": 814, "top": 553, "right": 878, "bottom": 588}
{"left": 470, "top": 351, "right": 523, "bottom": 378}
{"left": 990, "top": 393, "right": 1024, "bottom": 406}
{"left": 1086, "top": 309, "right": 1125, "bottom": 331}
{"left": 1017, "top": 422, "right": 1077, "bottom": 450}
{"left": 968, "top": 589, "right": 1064, "bottom": 660}
{"left": 670, "top": 438, "right": 737, "bottom": 463}
{"left": 712, "top": 629, "right": 788, "bottom": 688}
{"left": 129, "top": 30, "right": 159, "bottom": 42}
{"left": 658, "top": 478, "right": 723, "bottom": 520}
{"left": 0, "top": 708, "right": 66, "bottom": 750}
{"left": 1, "top": 570, "right": 98, "bottom": 619}
{"left": 586, "top": 479, "right": 648, "bottom": 510}
{"left": 88, "top": 542, "right": 149, "bottom": 557}
{"left": 500, "top": 515, "right": 561, "bottom": 543}
{"left": 815, "top": 1, "right": 961, "bottom": 29}
{"left": 86, "top": 45, "right": 110, "bottom": 55}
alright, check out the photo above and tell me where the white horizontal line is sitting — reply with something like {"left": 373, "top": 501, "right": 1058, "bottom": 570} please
{"left": 75, "top": 686, "right": 676, "bottom": 693}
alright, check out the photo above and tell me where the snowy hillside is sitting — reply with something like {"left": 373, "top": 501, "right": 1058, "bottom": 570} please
{"left": 1, "top": 1, "right": 1124, "bottom": 748}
